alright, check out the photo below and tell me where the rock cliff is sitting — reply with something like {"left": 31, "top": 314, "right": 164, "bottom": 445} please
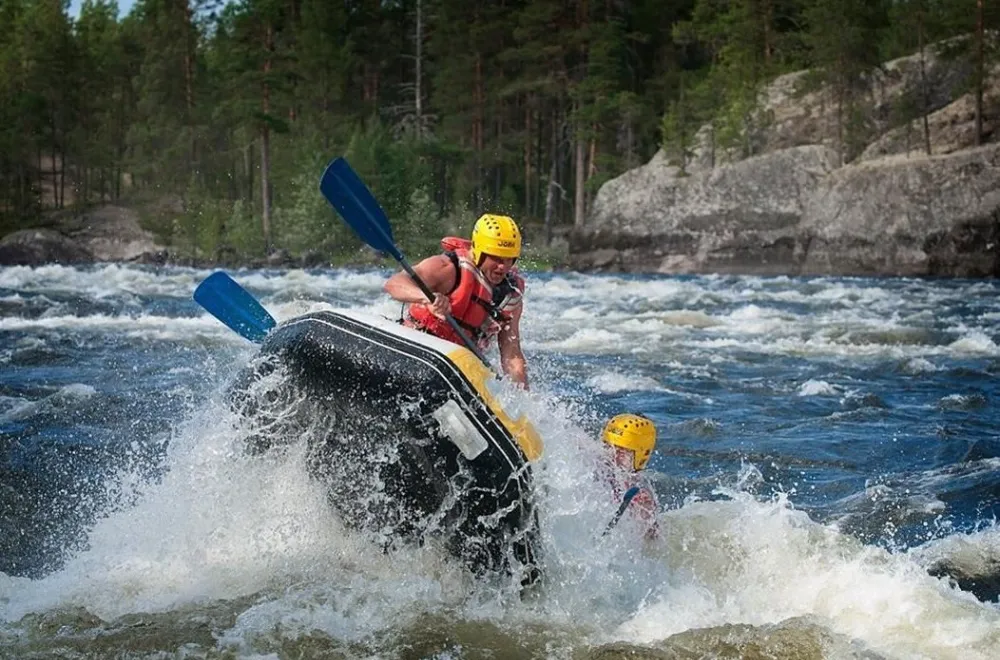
{"left": 571, "top": 47, "right": 999, "bottom": 277}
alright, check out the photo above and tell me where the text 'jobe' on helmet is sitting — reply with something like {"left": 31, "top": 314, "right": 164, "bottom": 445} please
{"left": 471, "top": 214, "right": 522, "bottom": 265}
{"left": 601, "top": 413, "right": 657, "bottom": 471}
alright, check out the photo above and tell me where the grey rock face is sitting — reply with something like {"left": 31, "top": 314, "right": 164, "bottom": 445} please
{"left": 0, "top": 205, "right": 166, "bottom": 266}
{"left": 60, "top": 206, "right": 163, "bottom": 262}
{"left": 571, "top": 144, "right": 1000, "bottom": 277}
{"left": 573, "top": 146, "right": 839, "bottom": 274}
{"left": 574, "top": 43, "right": 999, "bottom": 278}
{"left": 0, "top": 229, "right": 94, "bottom": 266}
{"left": 800, "top": 145, "right": 1000, "bottom": 277}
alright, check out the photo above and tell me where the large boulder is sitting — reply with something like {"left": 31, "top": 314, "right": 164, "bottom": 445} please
{"left": 800, "top": 144, "right": 1000, "bottom": 277}
{"left": 0, "top": 229, "right": 93, "bottom": 266}
{"left": 60, "top": 205, "right": 164, "bottom": 262}
{"left": 570, "top": 143, "right": 1000, "bottom": 277}
{"left": 572, "top": 146, "right": 839, "bottom": 274}
{"left": 859, "top": 91, "right": 1000, "bottom": 161}
{"left": 0, "top": 205, "right": 167, "bottom": 267}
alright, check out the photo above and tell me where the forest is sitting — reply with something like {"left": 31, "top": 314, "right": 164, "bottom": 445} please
{"left": 0, "top": 0, "right": 995, "bottom": 264}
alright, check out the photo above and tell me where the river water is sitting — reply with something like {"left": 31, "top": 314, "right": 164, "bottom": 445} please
{"left": 1, "top": 264, "right": 998, "bottom": 659}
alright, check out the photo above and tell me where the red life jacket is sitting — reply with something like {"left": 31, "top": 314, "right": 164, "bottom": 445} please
{"left": 406, "top": 237, "right": 524, "bottom": 351}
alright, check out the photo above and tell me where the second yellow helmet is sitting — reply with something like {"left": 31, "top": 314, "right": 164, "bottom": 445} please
{"left": 471, "top": 214, "right": 521, "bottom": 264}
{"left": 601, "top": 413, "right": 657, "bottom": 471}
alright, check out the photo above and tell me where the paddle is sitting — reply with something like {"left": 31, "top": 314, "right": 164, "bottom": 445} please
{"left": 318, "top": 157, "right": 493, "bottom": 370}
{"left": 193, "top": 271, "right": 276, "bottom": 343}
{"left": 602, "top": 486, "right": 641, "bottom": 536}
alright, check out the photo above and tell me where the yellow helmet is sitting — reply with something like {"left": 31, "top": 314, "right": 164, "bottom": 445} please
{"left": 601, "top": 413, "right": 657, "bottom": 471}
{"left": 471, "top": 214, "right": 521, "bottom": 264}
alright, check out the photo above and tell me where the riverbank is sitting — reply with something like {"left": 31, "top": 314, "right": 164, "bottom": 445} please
{"left": 0, "top": 204, "right": 570, "bottom": 272}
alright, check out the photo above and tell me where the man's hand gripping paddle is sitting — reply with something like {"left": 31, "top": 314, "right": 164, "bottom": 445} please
{"left": 319, "top": 157, "right": 493, "bottom": 370}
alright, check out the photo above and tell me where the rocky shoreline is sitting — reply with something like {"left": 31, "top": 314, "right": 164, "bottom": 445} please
{"left": 0, "top": 206, "right": 168, "bottom": 268}
{"left": 0, "top": 205, "right": 349, "bottom": 271}
{"left": 571, "top": 143, "right": 1000, "bottom": 278}
{"left": 569, "top": 48, "right": 1000, "bottom": 278}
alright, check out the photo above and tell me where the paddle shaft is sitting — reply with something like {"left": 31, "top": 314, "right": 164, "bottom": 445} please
{"left": 602, "top": 486, "right": 640, "bottom": 536}
{"left": 397, "top": 257, "right": 493, "bottom": 368}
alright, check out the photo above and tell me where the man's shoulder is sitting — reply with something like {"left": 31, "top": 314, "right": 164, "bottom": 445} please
{"left": 419, "top": 253, "right": 459, "bottom": 272}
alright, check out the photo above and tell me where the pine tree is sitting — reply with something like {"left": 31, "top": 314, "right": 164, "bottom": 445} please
{"left": 19, "top": 0, "right": 79, "bottom": 209}
{"left": 803, "top": 0, "right": 891, "bottom": 163}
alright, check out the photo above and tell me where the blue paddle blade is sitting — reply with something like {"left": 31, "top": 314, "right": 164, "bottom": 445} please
{"left": 193, "top": 271, "right": 276, "bottom": 343}
{"left": 319, "top": 157, "right": 403, "bottom": 261}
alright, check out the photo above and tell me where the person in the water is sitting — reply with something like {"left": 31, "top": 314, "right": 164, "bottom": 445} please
{"left": 600, "top": 413, "right": 660, "bottom": 540}
{"left": 384, "top": 213, "right": 529, "bottom": 389}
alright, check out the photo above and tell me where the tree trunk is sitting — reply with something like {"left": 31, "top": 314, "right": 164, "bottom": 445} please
{"left": 534, "top": 107, "right": 544, "bottom": 217}
{"left": 58, "top": 151, "right": 66, "bottom": 209}
{"left": 261, "top": 24, "right": 274, "bottom": 254}
{"left": 182, "top": 0, "right": 196, "bottom": 167}
{"left": 588, "top": 135, "right": 597, "bottom": 179}
{"left": 975, "top": 0, "right": 985, "bottom": 146}
{"left": 574, "top": 0, "right": 589, "bottom": 227}
{"left": 37, "top": 146, "right": 43, "bottom": 204}
{"left": 524, "top": 100, "right": 532, "bottom": 218}
{"left": 574, "top": 136, "right": 585, "bottom": 227}
{"left": 244, "top": 139, "right": 254, "bottom": 205}
{"left": 495, "top": 108, "right": 503, "bottom": 202}
{"left": 474, "top": 51, "right": 484, "bottom": 212}
{"left": 917, "top": 8, "right": 931, "bottom": 155}
{"left": 51, "top": 132, "right": 59, "bottom": 209}
{"left": 544, "top": 112, "right": 559, "bottom": 245}
{"left": 261, "top": 128, "right": 272, "bottom": 253}
{"left": 415, "top": 0, "right": 423, "bottom": 138}
{"left": 587, "top": 134, "right": 597, "bottom": 211}
{"left": 762, "top": 0, "right": 773, "bottom": 67}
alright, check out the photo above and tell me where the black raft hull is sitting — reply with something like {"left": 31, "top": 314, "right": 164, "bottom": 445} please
{"left": 229, "top": 310, "right": 542, "bottom": 584}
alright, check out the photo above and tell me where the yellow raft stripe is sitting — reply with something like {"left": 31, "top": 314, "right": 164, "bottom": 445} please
{"left": 445, "top": 347, "right": 543, "bottom": 462}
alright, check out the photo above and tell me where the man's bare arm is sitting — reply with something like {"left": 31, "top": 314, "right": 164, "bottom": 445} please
{"left": 383, "top": 255, "right": 456, "bottom": 304}
{"left": 498, "top": 303, "right": 529, "bottom": 389}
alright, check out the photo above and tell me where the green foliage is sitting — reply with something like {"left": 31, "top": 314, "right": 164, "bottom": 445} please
{"left": 222, "top": 198, "right": 268, "bottom": 259}
{"left": 273, "top": 159, "right": 349, "bottom": 257}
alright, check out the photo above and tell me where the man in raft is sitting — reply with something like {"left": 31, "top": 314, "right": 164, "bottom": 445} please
{"left": 600, "top": 413, "right": 660, "bottom": 540}
{"left": 384, "top": 213, "right": 530, "bottom": 389}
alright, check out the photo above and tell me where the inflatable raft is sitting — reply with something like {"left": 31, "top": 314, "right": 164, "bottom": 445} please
{"left": 228, "top": 309, "right": 543, "bottom": 585}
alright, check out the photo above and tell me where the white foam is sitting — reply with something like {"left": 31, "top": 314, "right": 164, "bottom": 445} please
{"left": 0, "top": 383, "right": 97, "bottom": 423}
{"left": 586, "top": 372, "right": 664, "bottom": 393}
{"left": 612, "top": 494, "right": 1000, "bottom": 659}
{"left": 543, "top": 328, "right": 623, "bottom": 352}
{"left": 902, "top": 357, "right": 938, "bottom": 374}
{"left": 798, "top": 379, "right": 838, "bottom": 396}
{"left": 0, "top": 398, "right": 353, "bottom": 620}
{"left": 948, "top": 331, "right": 999, "bottom": 355}
{"left": 0, "top": 384, "right": 997, "bottom": 660}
